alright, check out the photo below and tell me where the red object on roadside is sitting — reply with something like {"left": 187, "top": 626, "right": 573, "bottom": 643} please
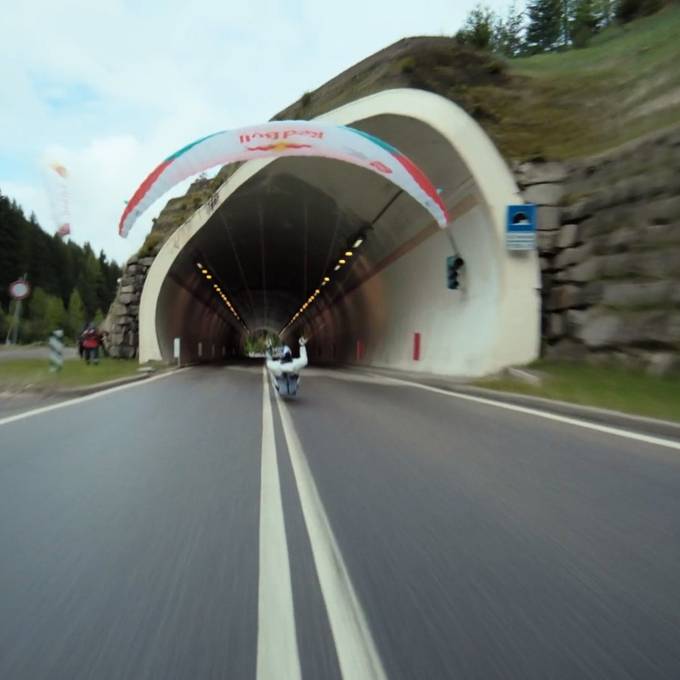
{"left": 82, "top": 329, "right": 100, "bottom": 349}
{"left": 413, "top": 332, "right": 421, "bottom": 361}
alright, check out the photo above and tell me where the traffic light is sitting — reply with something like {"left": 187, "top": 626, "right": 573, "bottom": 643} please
{"left": 446, "top": 255, "right": 465, "bottom": 290}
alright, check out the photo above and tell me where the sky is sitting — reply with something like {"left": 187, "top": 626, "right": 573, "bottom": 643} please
{"left": 1, "top": 0, "right": 514, "bottom": 265}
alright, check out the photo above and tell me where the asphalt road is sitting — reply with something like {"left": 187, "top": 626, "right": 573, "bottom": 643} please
{"left": 1, "top": 363, "right": 679, "bottom": 679}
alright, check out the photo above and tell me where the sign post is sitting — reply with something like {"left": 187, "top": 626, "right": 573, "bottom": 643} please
{"left": 173, "top": 337, "right": 181, "bottom": 367}
{"left": 6, "top": 277, "right": 31, "bottom": 345}
{"left": 49, "top": 329, "right": 65, "bottom": 372}
{"left": 506, "top": 204, "right": 537, "bottom": 251}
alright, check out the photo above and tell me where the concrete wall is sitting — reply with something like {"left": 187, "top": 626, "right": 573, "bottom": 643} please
{"left": 298, "top": 205, "right": 508, "bottom": 376}
{"left": 155, "top": 277, "right": 240, "bottom": 364}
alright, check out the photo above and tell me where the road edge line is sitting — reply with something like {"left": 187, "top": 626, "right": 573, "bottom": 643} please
{"left": 0, "top": 368, "right": 188, "bottom": 427}
{"left": 371, "top": 373, "right": 680, "bottom": 451}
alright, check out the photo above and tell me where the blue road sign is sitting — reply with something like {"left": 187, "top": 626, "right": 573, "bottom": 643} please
{"left": 506, "top": 204, "right": 537, "bottom": 251}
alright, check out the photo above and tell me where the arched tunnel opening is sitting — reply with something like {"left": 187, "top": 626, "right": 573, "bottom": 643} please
{"left": 140, "top": 90, "right": 541, "bottom": 377}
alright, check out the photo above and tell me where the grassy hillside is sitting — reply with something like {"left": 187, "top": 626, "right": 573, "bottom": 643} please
{"left": 277, "top": 5, "right": 680, "bottom": 161}
{"left": 507, "top": 5, "right": 680, "bottom": 158}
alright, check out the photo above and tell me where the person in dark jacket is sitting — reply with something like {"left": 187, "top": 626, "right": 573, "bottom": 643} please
{"left": 80, "top": 324, "right": 101, "bottom": 364}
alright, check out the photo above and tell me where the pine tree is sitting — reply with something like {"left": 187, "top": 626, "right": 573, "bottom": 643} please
{"left": 494, "top": 1, "right": 526, "bottom": 56}
{"left": 0, "top": 304, "right": 7, "bottom": 340}
{"left": 77, "top": 243, "right": 104, "bottom": 320}
{"left": 595, "top": 0, "right": 615, "bottom": 26}
{"left": 571, "top": 0, "right": 600, "bottom": 46}
{"left": 66, "top": 289, "right": 86, "bottom": 340}
{"left": 456, "top": 4, "right": 497, "bottom": 50}
{"left": 0, "top": 192, "right": 26, "bottom": 309}
{"left": 45, "top": 295, "right": 66, "bottom": 335}
{"left": 526, "top": 0, "right": 563, "bottom": 52}
{"left": 0, "top": 187, "right": 121, "bottom": 342}
{"left": 27, "top": 288, "right": 66, "bottom": 341}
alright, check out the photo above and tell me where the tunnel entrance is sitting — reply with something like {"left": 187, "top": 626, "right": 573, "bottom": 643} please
{"left": 140, "top": 89, "right": 540, "bottom": 377}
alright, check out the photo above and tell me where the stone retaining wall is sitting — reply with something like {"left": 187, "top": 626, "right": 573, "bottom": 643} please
{"left": 101, "top": 254, "right": 156, "bottom": 358}
{"left": 518, "top": 125, "right": 680, "bottom": 374}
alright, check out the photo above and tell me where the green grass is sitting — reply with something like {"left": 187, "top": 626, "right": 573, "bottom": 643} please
{"left": 495, "top": 6, "right": 680, "bottom": 159}
{"left": 0, "top": 358, "right": 144, "bottom": 391}
{"left": 477, "top": 360, "right": 680, "bottom": 422}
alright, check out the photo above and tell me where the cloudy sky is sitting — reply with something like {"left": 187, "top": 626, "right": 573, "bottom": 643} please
{"left": 1, "top": 0, "right": 514, "bottom": 264}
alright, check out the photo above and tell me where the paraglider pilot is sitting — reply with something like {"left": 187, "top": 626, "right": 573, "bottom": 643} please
{"left": 266, "top": 337, "right": 308, "bottom": 397}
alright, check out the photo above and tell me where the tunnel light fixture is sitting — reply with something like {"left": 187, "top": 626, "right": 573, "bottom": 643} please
{"left": 334, "top": 265, "right": 341, "bottom": 271}
{"left": 338, "top": 259, "right": 346, "bottom": 265}
{"left": 196, "top": 262, "right": 247, "bottom": 329}
{"left": 315, "top": 289, "right": 320, "bottom": 295}
{"left": 352, "top": 237, "right": 364, "bottom": 248}
{"left": 323, "top": 276, "right": 330, "bottom": 283}
{"left": 344, "top": 251, "right": 353, "bottom": 257}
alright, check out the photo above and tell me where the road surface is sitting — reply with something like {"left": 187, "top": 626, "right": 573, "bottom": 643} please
{"left": 1, "top": 363, "right": 679, "bottom": 679}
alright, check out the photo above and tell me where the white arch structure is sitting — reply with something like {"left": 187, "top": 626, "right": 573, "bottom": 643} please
{"left": 139, "top": 89, "right": 541, "bottom": 376}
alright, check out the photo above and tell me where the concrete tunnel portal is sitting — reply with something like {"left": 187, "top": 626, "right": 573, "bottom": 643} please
{"left": 139, "top": 89, "right": 541, "bottom": 377}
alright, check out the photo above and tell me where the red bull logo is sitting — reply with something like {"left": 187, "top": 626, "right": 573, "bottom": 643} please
{"left": 239, "top": 129, "right": 324, "bottom": 144}
{"left": 246, "top": 142, "right": 313, "bottom": 152}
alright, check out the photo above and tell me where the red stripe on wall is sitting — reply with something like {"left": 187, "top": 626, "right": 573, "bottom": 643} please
{"left": 413, "top": 332, "right": 421, "bottom": 361}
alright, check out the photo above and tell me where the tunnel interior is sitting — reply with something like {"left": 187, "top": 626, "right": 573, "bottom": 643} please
{"left": 148, "top": 102, "right": 539, "bottom": 376}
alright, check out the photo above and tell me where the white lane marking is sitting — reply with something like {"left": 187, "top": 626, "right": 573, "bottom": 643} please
{"left": 369, "top": 373, "right": 680, "bottom": 451}
{"left": 275, "top": 395, "right": 388, "bottom": 680}
{"left": 0, "top": 368, "right": 189, "bottom": 427}
{"left": 257, "top": 369, "right": 302, "bottom": 680}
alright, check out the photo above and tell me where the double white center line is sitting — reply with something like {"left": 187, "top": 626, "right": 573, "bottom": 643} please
{"left": 257, "top": 367, "right": 387, "bottom": 680}
{"left": 257, "top": 369, "right": 302, "bottom": 680}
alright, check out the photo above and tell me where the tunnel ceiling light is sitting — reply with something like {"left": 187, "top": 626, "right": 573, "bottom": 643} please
{"left": 196, "top": 262, "right": 203, "bottom": 269}
{"left": 334, "top": 265, "right": 340, "bottom": 271}
{"left": 345, "top": 251, "right": 353, "bottom": 257}
{"left": 201, "top": 268, "right": 208, "bottom": 274}
{"left": 323, "top": 276, "right": 330, "bottom": 283}
{"left": 315, "top": 289, "right": 320, "bottom": 295}
{"left": 353, "top": 237, "right": 364, "bottom": 248}
{"left": 338, "top": 259, "right": 346, "bottom": 265}
{"left": 206, "top": 274, "right": 213, "bottom": 280}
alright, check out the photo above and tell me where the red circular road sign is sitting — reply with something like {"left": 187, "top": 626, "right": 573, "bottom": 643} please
{"left": 9, "top": 279, "right": 31, "bottom": 300}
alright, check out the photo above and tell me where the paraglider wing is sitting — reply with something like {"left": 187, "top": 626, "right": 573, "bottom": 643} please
{"left": 45, "top": 162, "right": 71, "bottom": 238}
{"left": 118, "top": 121, "right": 448, "bottom": 238}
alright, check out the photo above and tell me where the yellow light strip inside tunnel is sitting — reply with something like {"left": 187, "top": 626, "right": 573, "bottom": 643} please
{"left": 196, "top": 262, "right": 247, "bottom": 329}
{"left": 281, "top": 240, "right": 362, "bottom": 335}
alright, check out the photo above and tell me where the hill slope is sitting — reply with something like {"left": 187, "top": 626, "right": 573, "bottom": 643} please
{"left": 276, "top": 6, "right": 680, "bottom": 160}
